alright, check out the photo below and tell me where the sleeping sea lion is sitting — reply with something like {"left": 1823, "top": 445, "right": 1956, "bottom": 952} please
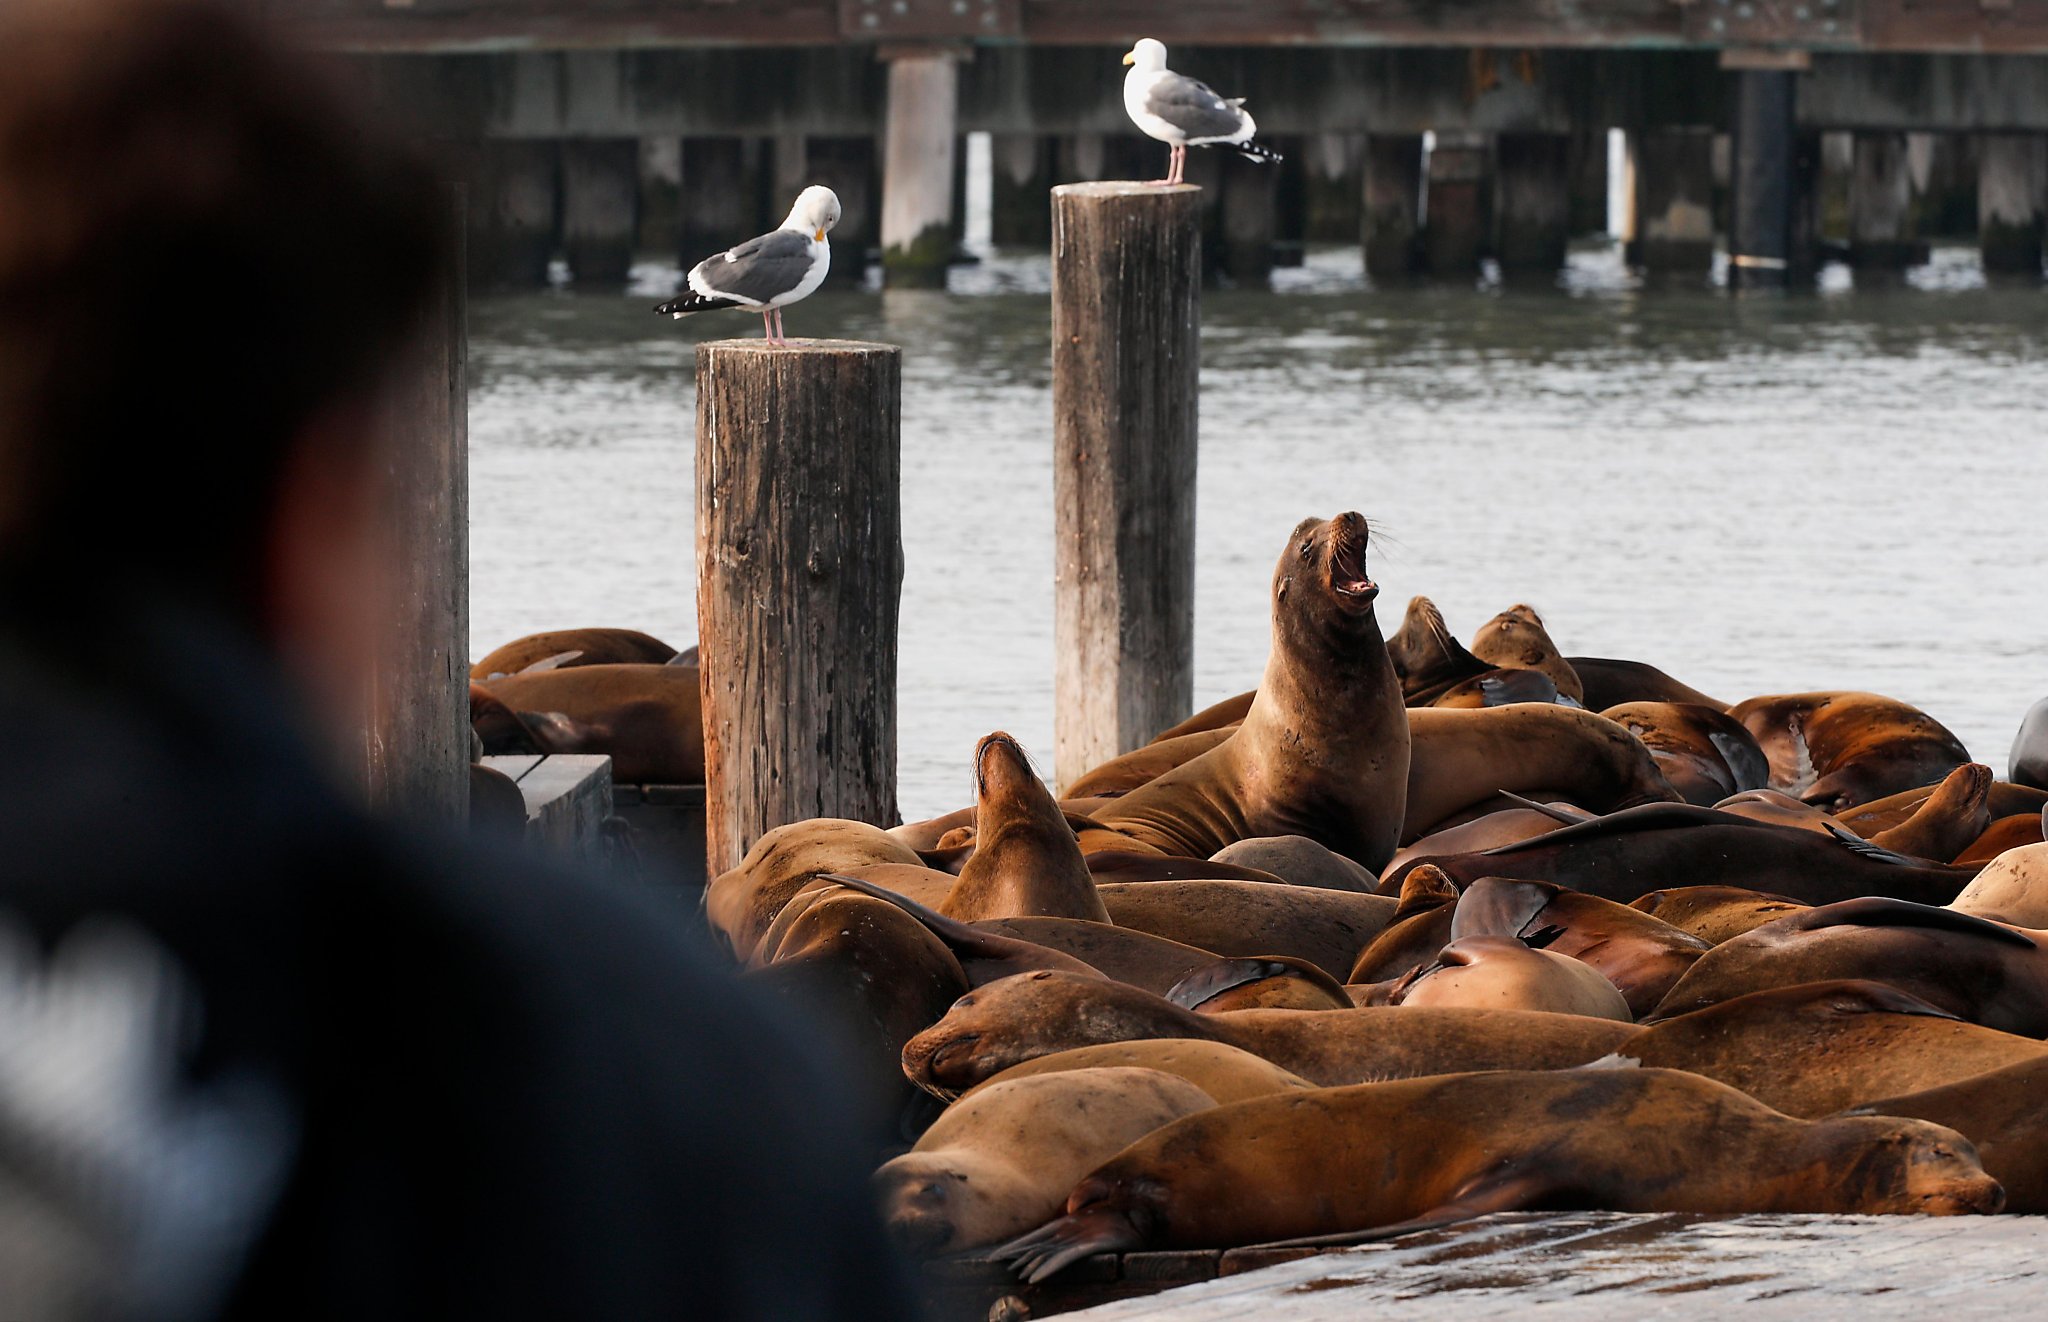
{"left": 1450, "top": 876, "right": 1708, "bottom": 1017}
{"left": 471, "top": 626, "right": 677, "bottom": 678}
{"left": 1097, "top": 880, "right": 1393, "bottom": 982}
{"left": 1949, "top": 839, "right": 2048, "bottom": 927}
{"left": 1402, "top": 704, "right": 1678, "bottom": 843}
{"left": 1954, "top": 813, "right": 2046, "bottom": 866}
{"left": 1208, "top": 835, "right": 1379, "bottom": 892}
{"left": 969, "top": 1039, "right": 1315, "bottom": 1105}
{"left": 1730, "top": 690, "right": 1971, "bottom": 812}
{"left": 1385, "top": 595, "right": 1489, "bottom": 706}
{"left": 706, "top": 818, "right": 923, "bottom": 959}
{"left": 1468, "top": 604, "right": 1585, "bottom": 704}
{"left": 1628, "top": 884, "right": 1810, "bottom": 945}
{"left": 1600, "top": 701, "right": 1769, "bottom": 805}
{"left": 1566, "top": 656, "right": 1725, "bottom": 712}
{"left": 1849, "top": 1054, "right": 2048, "bottom": 1212}
{"left": 1064, "top": 728, "right": 1231, "bottom": 800}
{"left": 1165, "top": 956, "right": 1355, "bottom": 1013}
{"left": 479, "top": 662, "right": 703, "bottom": 783}
{"left": 1388, "top": 934, "right": 1632, "bottom": 1021}
{"left": 1346, "top": 864, "right": 1459, "bottom": 985}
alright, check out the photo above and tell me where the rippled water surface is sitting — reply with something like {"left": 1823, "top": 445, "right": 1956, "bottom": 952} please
{"left": 469, "top": 246, "right": 2047, "bottom": 820}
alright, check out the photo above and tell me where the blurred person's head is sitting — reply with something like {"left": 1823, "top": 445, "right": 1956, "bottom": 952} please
{"left": 0, "top": 0, "right": 443, "bottom": 723}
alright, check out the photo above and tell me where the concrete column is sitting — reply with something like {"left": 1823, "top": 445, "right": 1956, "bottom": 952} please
{"left": 879, "top": 47, "right": 960, "bottom": 288}
{"left": 1728, "top": 70, "right": 1797, "bottom": 289}
{"left": 1424, "top": 131, "right": 1489, "bottom": 277}
{"left": 1221, "top": 155, "right": 1280, "bottom": 285}
{"left": 471, "top": 140, "right": 557, "bottom": 289}
{"left": 1631, "top": 128, "right": 1716, "bottom": 273}
{"left": 1363, "top": 134, "right": 1423, "bottom": 279}
{"left": 679, "top": 137, "right": 767, "bottom": 266}
{"left": 1849, "top": 131, "right": 1919, "bottom": 269}
{"left": 1978, "top": 134, "right": 2046, "bottom": 274}
{"left": 560, "top": 138, "right": 640, "bottom": 285}
{"left": 991, "top": 134, "right": 1053, "bottom": 247}
{"left": 1568, "top": 129, "right": 1610, "bottom": 236}
{"left": 1494, "top": 133, "right": 1571, "bottom": 277}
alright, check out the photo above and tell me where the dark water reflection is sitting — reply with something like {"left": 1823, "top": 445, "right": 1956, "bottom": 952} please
{"left": 470, "top": 246, "right": 2047, "bottom": 819}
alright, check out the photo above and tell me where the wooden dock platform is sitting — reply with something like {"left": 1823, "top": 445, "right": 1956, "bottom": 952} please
{"left": 1041, "top": 1212, "right": 2048, "bottom": 1320}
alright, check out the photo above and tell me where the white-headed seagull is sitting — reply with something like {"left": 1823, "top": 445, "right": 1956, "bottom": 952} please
{"left": 1122, "top": 38, "right": 1282, "bottom": 186}
{"left": 655, "top": 185, "right": 840, "bottom": 345}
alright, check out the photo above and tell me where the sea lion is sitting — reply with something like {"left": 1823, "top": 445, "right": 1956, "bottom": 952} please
{"left": 1731, "top": 691, "right": 1971, "bottom": 812}
{"left": 972, "top": 919, "right": 1217, "bottom": 994}
{"left": 1450, "top": 876, "right": 1708, "bottom": 1017}
{"left": 790, "top": 873, "right": 1108, "bottom": 987}
{"left": 479, "top": 662, "right": 704, "bottom": 783}
{"left": 1388, "top": 803, "right": 1977, "bottom": 909}
{"left": 900, "top": 969, "right": 1635, "bottom": 1095}
{"left": 1149, "top": 691, "right": 1255, "bottom": 744}
{"left": 1955, "top": 812, "right": 2046, "bottom": 865}
{"left": 1712, "top": 787, "right": 1842, "bottom": 834}
{"left": 1468, "top": 604, "right": 1585, "bottom": 704}
{"left": 1427, "top": 669, "right": 1568, "bottom": 709}
{"left": 1622, "top": 980, "right": 2048, "bottom": 1119}
{"left": 469, "top": 761, "right": 527, "bottom": 838}
{"left": 706, "top": 818, "right": 923, "bottom": 959}
{"left": 942, "top": 733, "right": 1108, "bottom": 923}
{"left": 1385, "top": 595, "right": 1488, "bottom": 706}
{"left": 872, "top": 1068, "right": 1214, "bottom": 1256}
{"left": 1389, "top": 935, "right": 1632, "bottom": 1022}
{"left": 1165, "top": 957, "right": 1354, "bottom": 1013}
{"left": 1064, "top": 728, "right": 1231, "bottom": 800}
{"left": 1346, "top": 864, "right": 1459, "bottom": 984}
{"left": 1097, "top": 881, "right": 1394, "bottom": 982}
{"left": 1866, "top": 762, "right": 1995, "bottom": 861}
{"left": 1208, "top": 835, "right": 1378, "bottom": 892}
{"left": 1629, "top": 885, "right": 1809, "bottom": 945}
{"left": 1086, "top": 514, "right": 1410, "bottom": 869}
{"left": 969, "top": 1040, "right": 1315, "bottom": 1105}
{"left": 1650, "top": 897, "right": 2048, "bottom": 1035}
{"left": 995, "top": 1067, "right": 2000, "bottom": 1279}
{"left": 1949, "top": 840, "right": 2048, "bottom": 927}
{"left": 1849, "top": 1054, "right": 2048, "bottom": 1212}
{"left": 469, "top": 682, "right": 546, "bottom": 756}
{"left": 1382, "top": 802, "right": 1584, "bottom": 880}
{"left": 1402, "top": 704, "right": 1678, "bottom": 843}
{"left": 1836, "top": 778, "right": 2048, "bottom": 839}
{"left": 470, "top": 626, "right": 677, "bottom": 679}
{"left": 1566, "top": 656, "right": 1725, "bottom": 713}
{"left": 2013, "top": 698, "right": 2048, "bottom": 790}
{"left": 1600, "top": 701, "right": 1769, "bottom": 806}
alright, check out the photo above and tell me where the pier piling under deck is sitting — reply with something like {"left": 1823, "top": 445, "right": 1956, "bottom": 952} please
{"left": 1423, "top": 131, "right": 1489, "bottom": 277}
{"left": 695, "top": 340, "right": 904, "bottom": 874}
{"left": 1978, "top": 133, "right": 2047, "bottom": 274}
{"left": 1362, "top": 135, "right": 1424, "bottom": 279}
{"left": 880, "top": 46, "right": 961, "bottom": 287}
{"left": 1849, "top": 130, "right": 1920, "bottom": 270}
{"left": 1729, "top": 69, "right": 1799, "bottom": 289}
{"left": 560, "top": 138, "right": 640, "bottom": 285}
{"left": 1050, "top": 182, "right": 1200, "bottom": 792}
{"left": 1631, "top": 127, "right": 1717, "bottom": 274}
{"left": 1494, "top": 132, "right": 1570, "bottom": 278}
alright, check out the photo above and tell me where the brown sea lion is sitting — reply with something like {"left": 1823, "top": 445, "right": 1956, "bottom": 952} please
{"left": 1064, "top": 728, "right": 1232, "bottom": 800}
{"left": 1949, "top": 840, "right": 2048, "bottom": 927}
{"left": 792, "top": 873, "right": 1108, "bottom": 987}
{"left": 1389, "top": 935, "right": 1632, "bottom": 1021}
{"left": 1838, "top": 779, "right": 2048, "bottom": 838}
{"left": 941, "top": 733, "right": 1108, "bottom": 923}
{"left": 1629, "top": 884, "right": 1809, "bottom": 945}
{"left": 1622, "top": 980, "right": 2048, "bottom": 1119}
{"left": 1387, "top": 803, "right": 1977, "bottom": 909}
{"left": 1402, "top": 704, "right": 1678, "bottom": 843}
{"left": 1450, "top": 876, "right": 1708, "bottom": 1017}
{"left": 469, "top": 682, "right": 546, "bottom": 756}
{"left": 469, "top": 762, "right": 528, "bottom": 838}
{"left": 1346, "top": 864, "right": 1459, "bottom": 984}
{"left": 1731, "top": 690, "right": 1971, "bottom": 812}
{"left": 479, "top": 662, "right": 703, "bottom": 783}
{"left": 1208, "top": 835, "right": 1379, "bottom": 892}
{"left": 1650, "top": 897, "right": 2048, "bottom": 1035}
{"left": 1567, "top": 656, "right": 1726, "bottom": 713}
{"left": 470, "top": 626, "right": 677, "bottom": 679}
{"left": 872, "top": 1068, "right": 1214, "bottom": 1256}
{"left": 1712, "top": 787, "right": 1843, "bottom": 834}
{"left": 970, "top": 1040, "right": 1315, "bottom": 1105}
{"left": 1166, "top": 956, "right": 1354, "bottom": 1013}
{"left": 1083, "top": 851, "right": 1291, "bottom": 886}
{"left": 1097, "top": 881, "right": 1394, "bottom": 982}
{"left": 1848, "top": 1054, "right": 2048, "bottom": 1212}
{"left": 1149, "top": 691, "right": 1254, "bottom": 744}
{"left": 900, "top": 969, "right": 1635, "bottom": 1095}
{"left": 1955, "top": 813, "right": 2046, "bottom": 865}
{"left": 1867, "top": 762, "right": 1994, "bottom": 861}
{"left": 1382, "top": 802, "right": 1585, "bottom": 880}
{"left": 889, "top": 806, "right": 978, "bottom": 853}
{"left": 1468, "top": 604, "right": 1584, "bottom": 704}
{"left": 2014, "top": 698, "right": 2048, "bottom": 791}
{"left": 1087, "top": 514, "right": 1409, "bottom": 868}
{"left": 1385, "top": 595, "right": 1488, "bottom": 706}
{"left": 1600, "top": 701, "right": 1769, "bottom": 806}
{"left": 1427, "top": 668, "right": 1568, "bottom": 710}
{"left": 995, "top": 1066, "right": 2000, "bottom": 1279}
{"left": 706, "top": 819, "right": 923, "bottom": 959}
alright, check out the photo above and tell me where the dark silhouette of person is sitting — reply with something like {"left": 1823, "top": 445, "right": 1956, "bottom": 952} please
{"left": 0, "top": 2, "right": 922, "bottom": 1318}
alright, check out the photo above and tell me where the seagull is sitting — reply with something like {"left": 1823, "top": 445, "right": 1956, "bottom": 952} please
{"left": 1122, "top": 38, "right": 1283, "bottom": 186}
{"left": 654, "top": 185, "right": 840, "bottom": 346}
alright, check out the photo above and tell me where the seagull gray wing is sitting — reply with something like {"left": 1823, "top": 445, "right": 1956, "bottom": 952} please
{"left": 1144, "top": 73, "right": 1249, "bottom": 141}
{"left": 688, "top": 229, "right": 815, "bottom": 307}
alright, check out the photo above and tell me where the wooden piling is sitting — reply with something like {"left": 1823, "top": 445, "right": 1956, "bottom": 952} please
{"left": 880, "top": 46, "right": 961, "bottom": 287}
{"left": 560, "top": 138, "right": 640, "bottom": 285}
{"left": 366, "top": 185, "right": 469, "bottom": 823}
{"left": 1729, "top": 70, "right": 1798, "bottom": 289}
{"left": 1848, "top": 131, "right": 1919, "bottom": 269}
{"left": 1494, "top": 133, "right": 1571, "bottom": 277}
{"left": 680, "top": 136, "right": 767, "bottom": 269}
{"left": 1423, "top": 131, "right": 1489, "bottom": 276}
{"left": 472, "top": 141, "right": 557, "bottom": 289}
{"left": 1050, "top": 183, "right": 1200, "bottom": 791}
{"left": 1631, "top": 128, "right": 1717, "bottom": 272}
{"left": 695, "top": 340, "right": 904, "bottom": 874}
{"left": 991, "top": 134, "right": 1054, "bottom": 247}
{"left": 1221, "top": 158, "right": 1280, "bottom": 285}
{"left": 1978, "top": 133, "right": 2046, "bottom": 274}
{"left": 1362, "top": 134, "right": 1423, "bottom": 278}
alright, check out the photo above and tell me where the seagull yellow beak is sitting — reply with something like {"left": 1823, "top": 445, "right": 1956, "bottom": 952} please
{"left": 814, "top": 228, "right": 825, "bottom": 241}
{"left": 1122, "top": 50, "right": 1135, "bottom": 65}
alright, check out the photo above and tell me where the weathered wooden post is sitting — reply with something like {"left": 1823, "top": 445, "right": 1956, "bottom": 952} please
{"left": 1631, "top": 128, "right": 1717, "bottom": 273}
{"left": 1423, "top": 131, "right": 1490, "bottom": 277}
{"left": 1495, "top": 132, "right": 1571, "bottom": 277}
{"left": 1848, "top": 131, "right": 1918, "bottom": 270}
{"left": 1728, "top": 68, "right": 1799, "bottom": 289}
{"left": 366, "top": 185, "right": 469, "bottom": 822}
{"left": 696, "top": 341, "right": 904, "bottom": 874}
{"left": 1362, "top": 134, "right": 1424, "bottom": 278}
{"left": 560, "top": 138, "right": 640, "bottom": 285}
{"left": 879, "top": 45, "right": 961, "bottom": 287}
{"left": 1978, "top": 134, "right": 2046, "bottom": 275}
{"left": 1051, "top": 182, "right": 1200, "bottom": 792}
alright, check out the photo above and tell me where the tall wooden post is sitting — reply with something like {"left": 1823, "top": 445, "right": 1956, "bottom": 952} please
{"left": 1363, "top": 134, "right": 1424, "bottom": 278}
{"left": 1495, "top": 133, "right": 1571, "bottom": 277}
{"left": 1978, "top": 134, "right": 2046, "bottom": 275}
{"left": 879, "top": 45, "right": 960, "bottom": 287}
{"left": 696, "top": 341, "right": 903, "bottom": 874}
{"left": 1050, "top": 183, "right": 1200, "bottom": 791}
{"left": 1729, "top": 69, "right": 1798, "bottom": 290}
{"left": 560, "top": 138, "right": 640, "bottom": 285}
{"left": 1424, "top": 131, "right": 1490, "bottom": 276}
{"left": 1631, "top": 128, "right": 1717, "bottom": 272}
{"left": 1849, "top": 131, "right": 1918, "bottom": 270}
{"left": 367, "top": 186, "right": 469, "bottom": 822}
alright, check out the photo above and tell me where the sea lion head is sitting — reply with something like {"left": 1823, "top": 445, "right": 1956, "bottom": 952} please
{"left": 1815, "top": 1116, "right": 2005, "bottom": 1215}
{"left": 901, "top": 971, "right": 1199, "bottom": 1099}
{"left": 1275, "top": 512, "right": 1380, "bottom": 629}
{"left": 873, "top": 1153, "right": 994, "bottom": 1256}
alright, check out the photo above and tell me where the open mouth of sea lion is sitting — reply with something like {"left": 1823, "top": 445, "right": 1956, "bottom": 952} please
{"left": 1325, "top": 517, "right": 1379, "bottom": 608}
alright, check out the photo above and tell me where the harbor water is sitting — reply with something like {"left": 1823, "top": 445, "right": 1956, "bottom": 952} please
{"left": 468, "top": 245, "right": 2048, "bottom": 821}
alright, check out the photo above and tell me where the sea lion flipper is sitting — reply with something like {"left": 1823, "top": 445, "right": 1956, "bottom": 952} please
{"left": 1493, "top": 793, "right": 1594, "bottom": 825}
{"left": 813, "top": 873, "right": 1110, "bottom": 977}
{"left": 1823, "top": 822, "right": 1926, "bottom": 868}
{"left": 1164, "top": 956, "right": 1349, "bottom": 1011}
{"left": 991, "top": 1206, "right": 1142, "bottom": 1283}
{"left": 1795, "top": 896, "right": 2037, "bottom": 948}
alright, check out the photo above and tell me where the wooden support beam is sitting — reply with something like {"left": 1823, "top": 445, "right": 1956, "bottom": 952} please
{"left": 696, "top": 340, "right": 904, "bottom": 874}
{"left": 1631, "top": 127, "right": 1717, "bottom": 272}
{"left": 1050, "top": 183, "right": 1200, "bottom": 791}
{"left": 1424, "top": 131, "right": 1490, "bottom": 276}
{"left": 366, "top": 186, "right": 469, "bottom": 823}
{"left": 1363, "top": 134, "right": 1423, "bottom": 278}
{"left": 561, "top": 138, "right": 641, "bottom": 285}
{"left": 471, "top": 141, "right": 557, "bottom": 289}
{"left": 805, "top": 135, "right": 880, "bottom": 281}
{"left": 1978, "top": 133, "right": 2046, "bottom": 273}
{"left": 1729, "top": 69, "right": 1799, "bottom": 288}
{"left": 992, "top": 134, "right": 1055, "bottom": 246}
{"left": 1848, "top": 130, "right": 1921, "bottom": 268}
{"left": 880, "top": 46, "right": 961, "bottom": 287}
{"left": 1495, "top": 132, "right": 1571, "bottom": 276}
{"left": 679, "top": 136, "right": 767, "bottom": 270}
{"left": 1221, "top": 159, "right": 1281, "bottom": 286}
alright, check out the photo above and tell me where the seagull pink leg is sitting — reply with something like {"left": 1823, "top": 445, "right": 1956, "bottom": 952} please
{"left": 1148, "top": 146, "right": 1175, "bottom": 186}
{"left": 775, "top": 307, "right": 787, "bottom": 344}
{"left": 761, "top": 310, "right": 775, "bottom": 342}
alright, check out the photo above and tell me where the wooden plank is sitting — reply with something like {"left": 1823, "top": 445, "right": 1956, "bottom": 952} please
{"left": 480, "top": 754, "right": 543, "bottom": 783}
{"left": 1055, "top": 1213, "right": 2048, "bottom": 1319}
{"left": 518, "top": 754, "right": 614, "bottom": 856}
